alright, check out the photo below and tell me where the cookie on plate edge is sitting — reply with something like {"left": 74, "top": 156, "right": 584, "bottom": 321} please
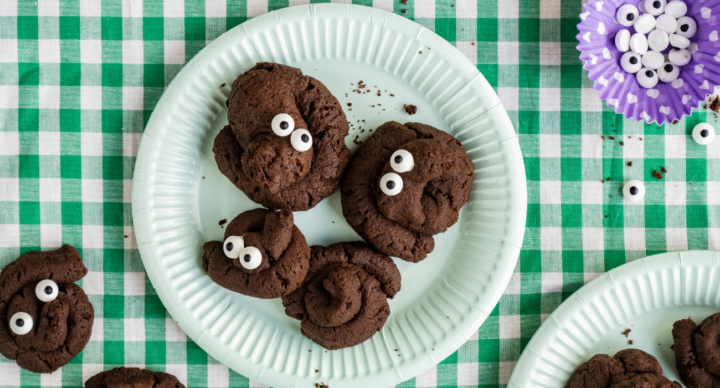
{"left": 565, "top": 348, "right": 681, "bottom": 388}
{"left": 85, "top": 367, "right": 185, "bottom": 388}
{"left": 672, "top": 313, "right": 720, "bottom": 388}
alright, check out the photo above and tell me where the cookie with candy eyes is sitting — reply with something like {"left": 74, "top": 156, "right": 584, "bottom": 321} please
{"left": 202, "top": 208, "right": 311, "bottom": 299}
{"left": 0, "top": 245, "right": 94, "bottom": 373}
{"left": 85, "top": 367, "right": 185, "bottom": 388}
{"left": 213, "top": 62, "right": 351, "bottom": 211}
{"left": 341, "top": 121, "right": 474, "bottom": 263}
{"left": 281, "top": 242, "right": 401, "bottom": 350}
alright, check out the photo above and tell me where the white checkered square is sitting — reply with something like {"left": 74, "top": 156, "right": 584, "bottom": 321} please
{"left": 124, "top": 318, "right": 146, "bottom": 341}
{"left": 123, "top": 133, "right": 142, "bottom": 157}
{"left": 165, "top": 40, "right": 186, "bottom": 64}
{"left": 291, "top": 0, "right": 311, "bottom": 5}
{"left": 498, "top": 87, "right": 519, "bottom": 111}
{"left": 540, "top": 0, "right": 561, "bottom": 18}
{"left": 498, "top": 0, "right": 519, "bottom": 18}
{"left": 166, "top": 365, "right": 188, "bottom": 387}
{"left": 709, "top": 182, "right": 720, "bottom": 205}
{"left": 83, "top": 271, "right": 104, "bottom": 295}
{"left": 0, "top": 363, "right": 21, "bottom": 386}
{"left": 208, "top": 364, "right": 229, "bottom": 387}
{"left": 83, "top": 365, "right": 106, "bottom": 386}
{"left": 38, "top": 0, "right": 60, "bottom": 16}
{"left": 247, "top": 0, "right": 268, "bottom": 17}
{"left": 38, "top": 40, "right": 61, "bottom": 63}
{"left": 81, "top": 132, "right": 103, "bottom": 156}
{"left": 455, "top": 0, "right": 477, "bottom": 18}
{"left": 0, "top": 86, "right": 19, "bottom": 109}
{"left": 0, "top": 224, "right": 20, "bottom": 248}
{"left": 582, "top": 134, "right": 603, "bottom": 158}
{"left": 540, "top": 134, "right": 561, "bottom": 158}
{"left": 39, "top": 86, "right": 60, "bottom": 109}
{"left": 498, "top": 42, "right": 519, "bottom": 65}
{"left": 415, "top": 366, "right": 437, "bottom": 387}
{"left": 624, "top": 136, "right": 644, "bottom": 159}
{"left": 581, "top": 88, "right": 604, "bottom": 112}
{"left": 624, "top": 228, "right": 646, "bottom": 250}
{"left": 585, "top": 273, "right": 603, "bottom": 283}
{"left": 540, "top": 42, "right": 561, "bottom": 65}
{"left": 583, "top": 227, "right": 604, "bottom": 250}
{"left": 166, "top": 318, "right": 187, "bottom": 341}
{"left": 39, "top": 178, "right": 61, "bottom": 202}
{"left": 90, "top": 318, "right": 103, "bottom": 341}
{"left": 122, "top": 0, "right": 143, "bottom": 17}
{"left": 83, "top": 225, "right": 104, "bottom": 249}
{"left": 165, "top": 0, "right": 184, "bottom": 17}
{"left": 79, "top": 0, "right": 101, "bottom": 16}
{"left": 40, "top": 224, "right": 62, "bottom": 248}
{"left": 125, "top": 272, "right": 145, "bottom": 296}
{"left": 455, "top": 42, "right": 478, "bottom": 65}
{"left": 0, "top": 0, "right": 16, "bottom": 16}
{"left": 413, "top": 0, "right": 434, "bottom": 18}
{"left": 708, "top": 136, "right": 720, "bottom": 159}
{"left": 540, "top": 180, "right": 562, "bottom": 204}
{"left": 541, "top": 272, "right": 563, "bottom": 293}
{"left": 80, "top": 40, "right": 102, "bottom": 64}
{"left": 498, "top": 315, "right": 520, "bottom": 339}
{"left": 81, "top": 86, "right": 102, "bottom": 110}
{"left": 122, "top": 40, "right": 144, "bottom": 64}
{"left": 582, "top": 181, "right": 604, "bottom": 204}
{"left": 38, "top": 131, "right": 60, "bottom": 155}
{"left": 0, "top": 178, "right": 18, "bottom": 201}
{"left": 666, "top": 228, "right": 689, "bottom": 251}
{"left": 539, "top": 88, "right": 562, "bottom": 111}
{"left": 82, "top": 179, "right": 104, "bottom": 202}
{"left": 710, "top": 229, "right": 720, "bottom": 250}
{"left": 541, "top": 227, "right": 562, "bottom": 250}
{"left": 499, "top": 362, "right": 517, "bottom": 385}
{"left": 665, "top": 135, "right": 686, "bottom": 158}
{"left": 41, "top": 370, "right": 63, "bottom": 386}
{"left": 457, "top": 363, "right": 479, "bottom": 386}
{"left": 666, "top": 182, "right": 686, "bottom": 206}
{"left": 504, "top": 272, "right": 521, "bottom": 294}
{"left": 206, "top": 0, "right": 227, "bottom": 17}
{"left": 123, "top": 87, "right": 144, "bottom": 111}
{"left": 0, "top": 40, "right": 18, "bottom": 63}
{"left": 124, "top": 179, "right": 133, "bottom": 203}
{"left": 125, "top": 226, "right": 138, "bottom": 249}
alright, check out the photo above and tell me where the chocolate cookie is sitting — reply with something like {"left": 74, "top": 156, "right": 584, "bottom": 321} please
{"left": 566, "top": 349, "right": 681, "bottom": 388}
{"left": 85, "top": 367, "right": 185, "bottom": 388}
{"left": 672, "top": 314, "right": 720, "bottom": 388}
{"left": 0, "top": 245, "right": 94, "bottom": 373}
{"left": 203, "top": 208, "right": 311, "bottom": 299}
{"left": 214, "top": 62, "right": 350, "bottom": 211}
{"left": 341, "top": 121, "right": 473, "bottom": 262}
{"left": 281, "top": 242, "right": 401, "bottom": 350}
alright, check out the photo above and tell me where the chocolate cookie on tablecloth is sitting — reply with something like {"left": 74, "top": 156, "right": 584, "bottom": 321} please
{"left": 0, "top": 245, "right": 94, "bottom": 373}
{"left": 341, "top": 121, "right": 473, "bottom": 262}
{"left": 281, "top": 242, "right": 401, "bottom": 350}
{"left": 85, "top": 367, "right": 185, "bottom": 388}
{"left": 203, "top": 208, "right": 311, "bottom": 299}
{"left": 566, "top": 349, "right": 681, "bottom": 388}
{"left": 672, "top": 313, "right": 720, "bottom": 388}
{"left": 213, "top": 62, "right": 350, "bottom": 211}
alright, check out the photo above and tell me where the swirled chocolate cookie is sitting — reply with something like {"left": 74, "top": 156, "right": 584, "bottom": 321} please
{"left": 281, "top": 242, "right": 401, "bottom": 350}
{"left": 0, "top": 245, "right": 94, "bottom": 373}
{"left": 566, "top": 349, "right": 681, "bottom": 388}
{"left": 341, "top": 121, "right": 473, "bottom": 262}
{"left": 672, "top": 313, "right": 720, "bottom": 388}
{"left": 85, "top": 367, "right": 185, "bottom": 388}
{"left": 203, "top": 208, "right": 311, "bottom": 299}
{"left": 214, "top": 62, "right": 350, "bottom": 211}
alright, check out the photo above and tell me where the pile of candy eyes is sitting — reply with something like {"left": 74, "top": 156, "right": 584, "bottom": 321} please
{"left": 614, "top": 0, "right": 696, "bottom": 89}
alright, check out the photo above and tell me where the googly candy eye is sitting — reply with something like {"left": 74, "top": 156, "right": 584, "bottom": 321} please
{"left": 290, "top": 129, "right": 313, "bottom": 152}
{"left": 35, "top": 279, "right": 59, "bottom": 303}
{"left": 9, "top": 312, "right": 33, "bottom": 335}
{"left": 634, "top": 14, "right": 657, "bottom": 35}
{"left": 630, "top": 33, "right": 649, "bottom": 55}
{"left": 669, "top": 47, "right": 691, "bottom": 66}
{"left": 664, "top": 1, "right": 687, "bottom": 18}
{"left": 693, "top": 123, "right": 716, "bottom": 145}
{"left": 616, "top": 4, "right": 639, "bottom": 27}
{"left": 669, "top": 34, "right": 690, "bottom": 49}
{"left": 223, "top": 236, "right": 244, "bottom": 259}
{"left": 615, "top": 29, "right": 631, "bottom": 52}
{"left": 648, "top": 30, "right": 669, "bottom": 52}
{"left": 238, "top": 246, "right": 262, "bottom": 270}
{"left": 658, "top": 62, "right": 680, "bottom": 82}
{"left": 642, "top": 51, "right": 665, "bottom": 70}
{"left": 621, "top": 52, "right": 643, "bottom": 73}
{"left": 636, "top": 68, "right": 659, "bottom": 89}
{"left": 675, "top": 16, "right": 697, "bottom": 39}
{"left": 645, "top": 0, "right": 666, "bottom": 16}
{"left": 271, "top": 113, "right": 294, "bottom": 137}
{"left": 655, "top": 14, "right": 677, "bottom": 36}
{"left": 623, "top": 180, "right": 646, "bottom": 202}
{"left": 390, "top": 150, "right": 414, "bottom": 173}
{"left": 379, "top": 173, "right": 403, "bottom": 196}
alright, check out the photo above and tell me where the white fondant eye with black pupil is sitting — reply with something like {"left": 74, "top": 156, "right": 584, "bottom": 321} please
{"left": 645, "top": 0, "right": 666, "bottom": 15}
{"left": 380, "top": 173, "right": 403, "bottom": 196}
{"left": 621, "top": 52, "right": 642, "bottom": 73}
{"left": 290, "top": 129, "right": 312, "bottom": 152}
{"left": 616, "top": 4, "right": 639, "bottom": 27}
{"left": 693, "top": 123, "right": 716, "bottom": 145}
{"left": 223, "top": 236, "right": 244, "bottom": 259}
{"left": 675, "top": 16, "right": 697, "bottom": 39}
{"left": 390, "top": 150, "right": 414, "bottom": 173}
{"left": 239, "top": 246, "right": 262, "bottom": 270}
{"left": 10, "top": 312, "right": 33, "bottom": 335}
{"left": 623, "top": 180, "right": 645, "bottom": 202}
{"left": 271, "top": 114, "right": 294, "bottom": 137}
{"left": 35, "top": 279, "right": 58, "bottom": 303}
{"left": 658, "top": 62, "right": 680, "bottom": 83}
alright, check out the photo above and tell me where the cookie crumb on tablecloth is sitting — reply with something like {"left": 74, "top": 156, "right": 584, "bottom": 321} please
{"left": 609, "top": 135, "right": 616, "bottom": 140}
{"left": 620, "top": 142, "right": 624, "bottom": 146}
{"left": 627, "top": 161, "right": 633, "bottom": 166}
{"left": 404, "top": 104, "right": 417, "bottom": 115}
{"left": 709, "top": 95, "right": 720, "bottom": 112}
{"left": 673, "top": 120, "right": 679, "bottom": 124}
{"left": 662, "top": 166, "right": 667, "bottom": 173}
{"left": 653, "top": 170, "right": 664, "bottom": 179}
{"left": 124, "top": 235, "right": 128, "bottom": 238}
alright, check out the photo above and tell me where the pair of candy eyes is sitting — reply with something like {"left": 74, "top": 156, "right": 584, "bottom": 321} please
{"left": 223, "top": 236, "right": 262, "bottom": 270}
{"left": 270, "top": 114, "right": 312, "bottom": 152}
{"left": 380, "top": 149, "right": 414, "bottom": 196}
{"left": 9, "top": 280, "right": 59, "bottom": 335}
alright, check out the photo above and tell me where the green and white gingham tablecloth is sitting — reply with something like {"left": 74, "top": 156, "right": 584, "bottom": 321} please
{"left": 1, "top": 0, "right": 720, "bottom": 387}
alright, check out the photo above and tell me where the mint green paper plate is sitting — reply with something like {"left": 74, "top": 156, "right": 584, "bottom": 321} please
{"left": 131, "top": 4, "right": 527, "bottom": 387}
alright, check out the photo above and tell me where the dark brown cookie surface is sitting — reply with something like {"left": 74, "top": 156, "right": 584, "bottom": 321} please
{"left": 214, "top": 62, "right": 350, "bottom": 211}
{"left": 341, "top": 121, "right": 473, "bottom": 262}
{"left": 566, "top": 349, "right": 681, "bottom": 388}
{"left": 203, "top": 209, "right": 311, "bottom": 299}
{"left": 281, "top": 242, "right": 401, "bottom": 350}
{"left": 85, "top": 367, "right": 185, "bottom": 388}
{"left": 0, "top": 245, "right": 94, "bottom": 373}
{"left": 672, "top": 315, "right": 720, "bottom": 388}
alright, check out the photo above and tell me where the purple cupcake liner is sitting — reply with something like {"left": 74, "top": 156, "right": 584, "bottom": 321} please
{"left": 577, "top": 0, "right": 720, "bottom": 125}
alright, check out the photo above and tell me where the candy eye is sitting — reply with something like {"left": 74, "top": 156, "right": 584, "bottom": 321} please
{"left": 645, "top": 0, "right": 666, "bottom": 15}
{"left": 630, "top": 33, "right": 649, "bottom": 55}
{"left": 675, "top": 16, "right": 697, "bottom": 38}
{"left": 616, "top": 4, "right": 639, "bottom": 27}
{"left": 668, "top": 47, "right": 691, "bottom": 66}
{"left": 390, "top": 150, "right": 414, "bottom": 173}
{"left": 223, "top": 236, "right": 244, "bottom": 259}
{"left": 271, "top": 114, "right": 294, "bottom": 137}
{"left": 238, "top": 246, "right": 262, "bottom": 270}
{"left": 634, "top": 14, "right": 656, "bottom": 35}
{"left": 636, "top": 68, "right": 658, "bottom": 89}
{"left": 9, "top": 312, "right": 33, "bottom": 335}
{"left": 658, "top": 62, "right": 680, "bottom": 82}
{"left": 615, "top": 29, "right": 631, "bottom": 52}
{"left": 380, "top": 173, "right": 403, "bottom": 196}
{"left": 655, "top": 14, "right": 677, "bottom": 36}
{"left": 642, "top": 51, "right": 664, "bottom": 70}
{"left": 35, "top": 279, "right": 58, "bottom": 303}
{"left": 664, "top": 1, "right": 687, "bottom": 18}
{"left": 623, "top": 180, "right": 646, "bottom": 202}
{"left": 693, "top": 123, "right": 716, "bottom": 145}
{"left": 648, "top": 30, "right": 669, "bottom": 52}
{"left": 669, "top": 34, "right": 690, "bottom": 49}
{"left": 290, "top": 129, "right": 312, "bottom": 152}
{"left": 621, "top": 52, "right": 643, "bottom": 73}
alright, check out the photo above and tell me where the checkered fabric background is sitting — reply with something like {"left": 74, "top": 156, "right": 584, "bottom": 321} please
{"left": 1, "top": 0, "right": 719, "bottom": 387}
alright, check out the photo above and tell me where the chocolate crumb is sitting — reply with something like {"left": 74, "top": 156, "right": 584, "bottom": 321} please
{"left": 629, "top": 340, "right": 634, "bottom": 345}
{"left": 124, "top": 235, "right": 128, "bottom": 238}
{"left": 601, "top": 180, "right": 605, "bottom": 184}
{"left": 404, "top": 104, "right": 417, "bottom": 115}
{"left": 390, "top": 94, "right": 395, "bottom": 97}
{"left": 315, "top": 370, "right": 319, "bottom": 373}
{"left": 418, "top": 51, "right": 422, "bottom": 54}
{"left": 471, "top": 42, "right": 475, "bottom": 45}
{"left": 709, "top": 95, "right": 720, "bottom": 112}
{"left": 653, "top": 170, "right": 664, "bottom": 179}
{"left": 402, "top": 9, "right": 407, "bottom": 13}
{"left": 401, "top": 0, "right": 407, "bottom": 4}
{"left": 218, "top": 219, "right": 227, "bottom": 226}
{"left": 627, "top": 161, "right": 633, "bottom": 166}
{"left": 661, "top": 167, "right": 667, "bottom": 173}
{"left": 606, "top": 177, "right": 611, "bottom": 181}
{"left": 347, "top": 103, "right": 352, "bottom": 107}
{"left": 622, "top": 329, "right": 631, "bottom": 337}
{"left": 601, "top": 135, "right": 605, "bottom": 139}
{"left": 220, "top": 83, "right": 226, "bottom": 88}
{"left": 672, "top": 120, "right": 679, "bottom": 125}
{"left": 609, "top": 136, "right": 615, "bottom": 140}
{"left": 605, "top": 215, "right": 609, "bottom": 218}
{"left": 620, "top": 142, "right": 624, "bottom": 146}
